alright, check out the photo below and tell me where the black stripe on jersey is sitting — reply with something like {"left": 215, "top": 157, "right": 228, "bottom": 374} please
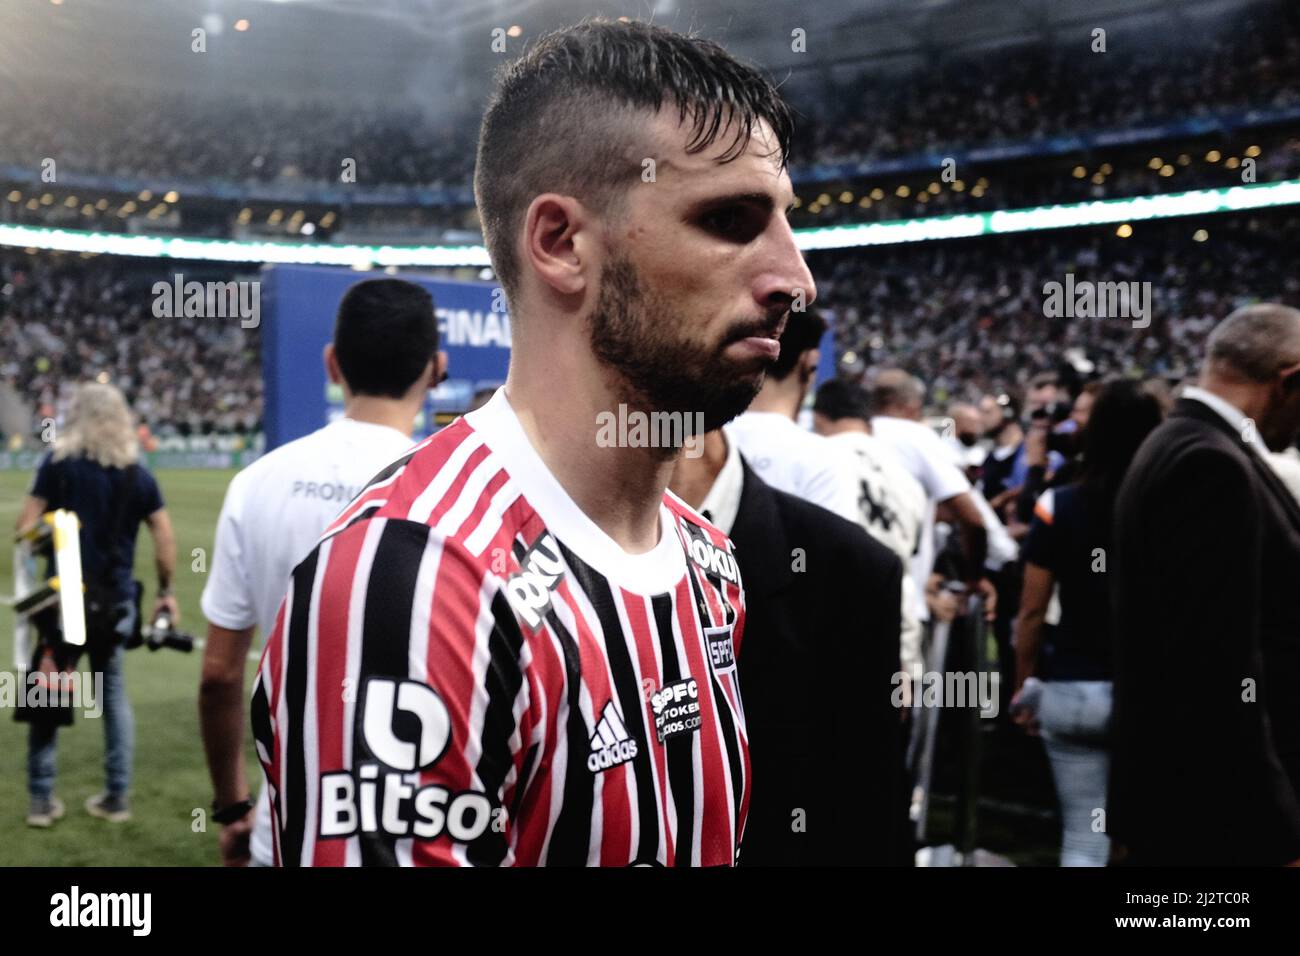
{"left": 250, "top": 670, "right": 273, "bottom": 782}
{"left": 558, "top": 541, "right": 661, "bottom": 866}
{"left": 678, "top": 518, "right": 736, "bottom": 627}
{"left": 353, "top": 520, "right": 425, "bottom": 867}
{"left": 282, "top": 548, "right": 319, "bottom": 869}
{"left": 539, "top": 608, "right": 594, "bottom": 866}
{"left": 681, "top": 530, "right": 743, "bottom": 858}
{"left": 680, "top": 553, "right": 745, "bottom": 836}
{"left": 651, "top": 593, "right": 695, "bottom": 868}
{"left": 362, "top": 449, "right": 417, "bottom": 493}
{"left": 467, "top": 590, "right": 527, "bottom": 867}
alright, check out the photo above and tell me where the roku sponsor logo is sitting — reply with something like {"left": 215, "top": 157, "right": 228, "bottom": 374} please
{"left": 506, "top": 532, "right": 565, "bottom": 629}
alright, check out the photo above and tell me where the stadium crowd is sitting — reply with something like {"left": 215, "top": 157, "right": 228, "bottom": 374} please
{"left": 0, "top": 251, "right": 261, "bottom": 442}
{"left": 793, "top": 1, "right": 1300, "bottom": 169}
{"left": 0, "top": 3, "right": 1294, "bottom": 194}
{"left": 4, "top": 208, "right": 1298, "bottom": 441}
{"left": 813, "top": 210, "right": 1300, "bottom": 405}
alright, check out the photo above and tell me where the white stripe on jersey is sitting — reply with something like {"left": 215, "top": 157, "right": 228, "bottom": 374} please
{"left": 564, "top": 574, "right": 649, "bottom": 864}
{"left": 462, "top": 477, "right": 522, "bottom": 557}
{"left": 452, "top": 572, "right": 514, "bottom": 867}
{"left": 435, "top": 455, "right": 502, "bottom": 539}
{"left": 300, "top": 537, "right": 333, "bottom": 866}
{"left": 665, "top": 589, "right": 706, "bottom": 867}
{"left": 343, "top": 517, "right": 387, "bottom": 868}
{"left": 274, "top": 576, "right": 294, "bottom": 866}
{"left": 395, "top": 525, "right": 442, "bottom": 868}
{"left": 404, "top": 433, "right": 486, "bottom": 524}
{"left": 535, "top": 622, "right": 571, "bottom": 865}
{"left": 547, "top": 588, "right": 604, "bottom": 867}
{"left": 609, "top": 589, "right": 654, "bottom": 863}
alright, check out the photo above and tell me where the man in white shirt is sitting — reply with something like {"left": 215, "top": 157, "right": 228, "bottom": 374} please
{"left": 728, "top": 308, "right": 860, "bottom": 523}
{"left": 198, "top": 278, "right": 445, "bottom": 866}
{"left": 812, "top": 378, "right": 926, "bottom": 674}
{"left": 868, "top": 370, "right": 992, "bottom": 621}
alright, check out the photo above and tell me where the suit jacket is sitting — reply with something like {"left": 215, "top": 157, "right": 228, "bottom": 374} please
{"left": 1111, "top": 398, "right": 1300, "bottom": 865}
{"left": 729, "top": 461, "right": 909, "bottom": 866}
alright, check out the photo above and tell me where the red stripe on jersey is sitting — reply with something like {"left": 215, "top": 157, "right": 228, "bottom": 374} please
{"left": 507, "top": 510, "right": 561, "bottom": 866}
{"left": 423, "top": 443, "right": 494, "bottom": 528}
{"left": 444, "top": 464, "right": 511, "bottom": 541}
{"left": 511, "top": 622, "right": 565, "bottom": 866}
{"left": 408, "top": 540, "right": 490, "bottom": 867}
{"left": 309, "top": 524, "right": 368, "bottom": 867}
{"left": 618, "top": 589, "right": 674, "bottom": 867}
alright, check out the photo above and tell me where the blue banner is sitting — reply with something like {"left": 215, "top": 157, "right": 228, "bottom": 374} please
{"left": 260, "top": 265, "right": 510, "bottom": 450}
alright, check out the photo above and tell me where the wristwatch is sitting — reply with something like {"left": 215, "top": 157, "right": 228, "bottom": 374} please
{"left": 212, "top": 797, "right": 254, "bottom": 824}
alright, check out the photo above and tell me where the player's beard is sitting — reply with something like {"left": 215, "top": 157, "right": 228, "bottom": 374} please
{"left": 588, "top": 251, "right": 774, "bottom": 436}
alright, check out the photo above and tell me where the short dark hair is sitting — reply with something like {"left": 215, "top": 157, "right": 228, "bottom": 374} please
{"left": 870, "top": 369, "right": 925, "bottom": 414}
{"left": 333, "top": 279, "right": 438, "bottom": 398}
{"left": 770, "top": 308, "right": 828, "bottom": 380}
{"left": 474, "top": 19, "right": 794, "bottom": 308}
{"left": 813, "top": 379, "right": 871, "bottom": 423}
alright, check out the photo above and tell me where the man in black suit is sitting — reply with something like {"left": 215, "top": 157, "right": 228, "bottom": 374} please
{"left": 671, "top": 427, "right": 909, "bottom": 865}
{"left": 1111, "top": 303, "right": 1300, "bottom": 866}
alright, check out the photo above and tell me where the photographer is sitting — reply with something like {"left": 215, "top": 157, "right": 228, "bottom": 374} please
{"left": 15, "top": 383, "right": 177, "bottom": 828}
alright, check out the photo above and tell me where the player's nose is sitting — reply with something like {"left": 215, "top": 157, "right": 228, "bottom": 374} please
{"left": 754, "top": 220, "right": 817, "bottom": 314}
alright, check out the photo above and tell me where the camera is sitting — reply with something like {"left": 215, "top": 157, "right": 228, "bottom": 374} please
{"left": 125, "top": 610, "right": 195, "bottom": 653}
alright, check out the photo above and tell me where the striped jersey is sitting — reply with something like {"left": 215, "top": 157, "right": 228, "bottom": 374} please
{"left": 251, "top": 388, "right": 750, "bottom": 866}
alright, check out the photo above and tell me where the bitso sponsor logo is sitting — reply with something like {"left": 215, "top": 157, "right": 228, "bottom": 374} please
{"left": 650, "top": 677, "right": 702, "bottom": 743}
{"left": 587, "top": 700, "right": 639, "bottom": 772}
{"left": 506, "top": 531, "right": 565, "bottom": 629}
{"left": 318, "top": 677, "right": 494, "bottom": 843}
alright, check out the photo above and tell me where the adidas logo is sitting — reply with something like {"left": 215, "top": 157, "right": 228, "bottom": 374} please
{"left": 587, "top": 701, "right": 638, "bottom": 773}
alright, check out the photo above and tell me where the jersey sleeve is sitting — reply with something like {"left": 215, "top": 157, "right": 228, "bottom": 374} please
{"left": 251, "top": 516, "right": 535, "bottom": 867}
{"left": 201, "top": 472, "right": 258, "bottom": 632}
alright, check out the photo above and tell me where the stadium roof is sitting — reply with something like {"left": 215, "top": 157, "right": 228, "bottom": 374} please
{"left": 3, "top": 0, "right": 1267, "bottom": 108}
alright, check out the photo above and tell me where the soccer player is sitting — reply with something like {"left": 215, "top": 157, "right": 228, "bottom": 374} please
{"left": 199, "top": 279, "right": 444, "bottom": 866}
{"left": 251, "top": 20, "right": 814, "bottom": 866}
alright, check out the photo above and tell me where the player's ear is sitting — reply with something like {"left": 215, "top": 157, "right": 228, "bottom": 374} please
{"left": 523, "top": 193, "right": 588, "bottom": 299}
{"left": 799, "top": 348, "right": 819, "bottom": 385}
{"left": 323, "top": 343, "right": 343, "bottom": 386}
{"left": 432, "top": 351, "right": 448, "bottom": 387}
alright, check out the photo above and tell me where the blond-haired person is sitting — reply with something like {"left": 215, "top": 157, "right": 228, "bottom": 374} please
{"left": 16, "top": 383, "right": 177, "bottom": 827}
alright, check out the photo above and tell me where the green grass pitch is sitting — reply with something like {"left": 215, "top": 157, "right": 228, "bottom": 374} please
{"left": 0, "top": 469, "right": 260, "bottom": 866}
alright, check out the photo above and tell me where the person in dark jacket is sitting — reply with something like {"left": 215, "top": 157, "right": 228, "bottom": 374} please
{"left": 671, "top": 427, "right": 909, "bottom": 865}
{"left": 1111, "top": 304, "right": 1300, "bottom": 866}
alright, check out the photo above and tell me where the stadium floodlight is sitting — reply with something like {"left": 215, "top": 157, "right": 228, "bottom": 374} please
{"left": 2, "top": 179, "right": 1299, "bottom": 264}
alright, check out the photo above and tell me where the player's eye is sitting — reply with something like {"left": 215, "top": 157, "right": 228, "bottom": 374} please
{"left": 700, "top": 205, "right": 763, "bottom": 242}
